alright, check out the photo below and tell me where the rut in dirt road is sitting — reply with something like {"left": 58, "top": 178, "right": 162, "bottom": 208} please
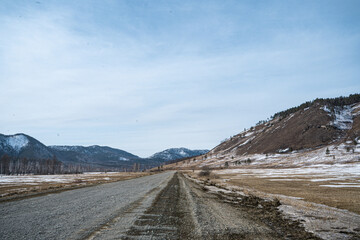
{"left": 123, "top": 171, "right": 195, "bottom": 239}
{"left": 121, "top": 172, "right": 319, "bottom": 240}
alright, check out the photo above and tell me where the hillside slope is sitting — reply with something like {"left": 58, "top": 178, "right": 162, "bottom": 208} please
{"left": 210, "top": 96, "right": 360, "bottom": 157}
{"left": 161, "top": 94, "right": 360, "bottom": 171}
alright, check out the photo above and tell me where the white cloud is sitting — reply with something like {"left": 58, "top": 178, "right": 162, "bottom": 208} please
{"left": 0, "top": 1, "right": 359, "bottom": 156}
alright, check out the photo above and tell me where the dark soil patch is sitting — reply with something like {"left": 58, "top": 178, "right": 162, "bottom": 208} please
{"left": 124, "top": 173, "right": 195, "bottom": 239}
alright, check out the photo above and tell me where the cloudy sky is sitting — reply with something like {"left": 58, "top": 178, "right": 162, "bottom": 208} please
{"left": 1, "top": 0, "right": 359, "bottom": 157}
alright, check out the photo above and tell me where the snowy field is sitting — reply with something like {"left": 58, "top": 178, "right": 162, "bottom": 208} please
{"left": 0, "top": 172, "right": 150, "bottom": 199}
{"left": 0, "top": 172, "right": 123, "bottom": 185}
{"left": 216, "top": 163, "right": 360, "bottom": 188}
{"left": 0, "top": 175, "right": 77, "bottom": 184}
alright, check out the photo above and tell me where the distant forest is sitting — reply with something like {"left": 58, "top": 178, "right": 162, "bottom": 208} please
{"left": 0, "top": 155, "right": 64, "bottom": 175}
{"left": 273, "top": 93, "right": 360, "bottom": 119}
{"left": 0, "top": 155, "right": 145, "bottom": 175}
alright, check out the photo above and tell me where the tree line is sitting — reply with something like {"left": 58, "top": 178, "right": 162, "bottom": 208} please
{"left": 0, "top": 155, "right": 63, "bottom": 175}
{"left": 273, "top": 93, "right": 360, "bottom": 119}
{"left": 0, "top": 154, "right": 153, "bottom": 175}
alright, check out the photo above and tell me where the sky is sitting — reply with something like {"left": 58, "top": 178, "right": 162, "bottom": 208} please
{"left": 0, "top": 0, "right": 359, "bottom": 157}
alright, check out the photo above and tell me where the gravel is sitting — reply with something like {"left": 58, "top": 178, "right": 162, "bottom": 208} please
{"left": 0, "top": 171, "right": 174, "bottom": 240}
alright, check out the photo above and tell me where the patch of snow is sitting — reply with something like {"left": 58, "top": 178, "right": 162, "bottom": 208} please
{"left": 0, "top": 175, "right": 73, "bottom": 184}
{"left": 283, "top": 113, "right": 295, "bottom": 123}
{"left": 119, "top": 157, "right": 129, "bottom": 161}
{"left": 205, "top": 185, "right": 233, "bottom": 194}
{"left": 83, "top": 172, "right": 120, "bottom": 174}
{"left": 321, "top": 105, "right": 331, "bottom": 113}
{"left": 352, "top": 103, "right": 360, "bottom": 116}
{"left": 238, "top": 137, "right": 254, "bottom": 147}
{"left": 179, "top": 149, "right": 187, "bottom": 156}
{"left": 332, "top": 182, "right": 359, "bottom": 185}
{"left": 310, "top": 178, "right": 348, "bottom": 182}
{"left": 331, "top": 106, "right": 353, "bottom": 130}
{"left": 6, "top": 135, "right": 29, "bottom": 152}
{"left": 245, "top": 132, "right": 253, "bottom": 137}
{"left": 0, "top": 172, "right": 123, "bottom": 185}
{"left": 216, "top": 162, "right": 360, "bottom": 182}
{"left": 269, "top": 179, "right": 304, "bottom": 181}
{"left": 279, "top": 201, "right": 360, "bottom": 240}
{"left": 278, "top": 148, "right": 290, "bottom": 153}
{"left": 320, "top": 184, "right": 360, "bottom": 188}
{"left": 50, "top": 145, "right": 80, "bottom": 151}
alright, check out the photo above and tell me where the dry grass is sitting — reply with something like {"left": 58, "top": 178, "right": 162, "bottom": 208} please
{"left": 229, "top": 176, "right": 360, "bottom": 214}
{"left": 0, "top": 172, "right": 152, "bottom": 201}
{"left": 187, "top": 171, "right": 360, "bottom": 215}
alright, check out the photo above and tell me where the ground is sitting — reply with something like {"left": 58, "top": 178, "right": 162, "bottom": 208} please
{"left": 186, "top": 168, "right": 360, "bottom": 240}
{"left": 0, "top": 172, "right": 151, "bottom": 201}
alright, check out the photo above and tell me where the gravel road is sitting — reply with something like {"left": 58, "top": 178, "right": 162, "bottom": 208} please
{"left": 0, "top": 171, "right": 174, "bottom": 240}
{"left": 0, "top": 171, "right": 321, "bottom": 240}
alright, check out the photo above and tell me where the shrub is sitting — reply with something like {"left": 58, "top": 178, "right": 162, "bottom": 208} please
{"left": 198, "top": 167, "right": 211, "bottom": 177}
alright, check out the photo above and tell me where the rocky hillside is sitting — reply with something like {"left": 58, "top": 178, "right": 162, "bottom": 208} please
{"left": 210, "top": 94, "right": 360, "bottom": 157}
{"left": 159, "top": 94, "right": 360, "bottom": 171}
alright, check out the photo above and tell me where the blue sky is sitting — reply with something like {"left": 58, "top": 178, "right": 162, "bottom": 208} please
{"left": 1, "top": 0, "right": 359, "bottom": 157}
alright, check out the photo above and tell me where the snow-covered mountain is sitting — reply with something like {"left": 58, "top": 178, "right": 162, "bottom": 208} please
{"left": 0, "top": 133, "right": 55, "bottom": 160}
{"left": 150, "top": 148, "right": 208, "bottom": 161}
{"left": 0, "top": 134, "right": 208, "bottom": 170}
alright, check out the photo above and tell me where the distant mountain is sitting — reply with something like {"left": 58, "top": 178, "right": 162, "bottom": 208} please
{"left": 49, "top": 145, "right": 141, "bottom": 166}
{"left": 0, "top": 133, "right": 208, "bottom": 171}
{"left": 150, "top": 148, "right": 208, "bottom": 161}
{"left": 0, "top": 133, "right": 55, "bottom": 160}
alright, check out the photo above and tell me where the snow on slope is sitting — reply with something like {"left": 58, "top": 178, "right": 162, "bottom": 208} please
{"left": 150, "top": 148, "right": 208, "bottom": 161}
{"left": 321, "top": 103, "right": 360, "bottom": 130}
{"left": 6, "top": 135, "right": 29, "bottom": 152}
{"left": 332, "top": 105, "right": 353, "bottom": 130}
{"left": 2, "top": 134, "right": 29, "bottom": 152}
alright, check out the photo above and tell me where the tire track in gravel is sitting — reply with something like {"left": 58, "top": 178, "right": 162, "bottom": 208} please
{"left": 123, "top": 171, "right": 196, "bottom": 239}
{"left": 120, "top": 172, "right": 320, "bottom": 240}
{"left": 82, "top": 185, "right": 161, "bottom": 240}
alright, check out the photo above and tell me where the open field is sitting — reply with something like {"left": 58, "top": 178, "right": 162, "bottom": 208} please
{"left": 1, "top": 169, "right": 359, "bottom": 239}
{"left": 207, "top": 163, "right": 360, "bottom": 214}
{"left": 185, "top": 163, "right": 360, "bottom": 239}
{"left": 0, "top": 172, "right": 151, "bottom": 201}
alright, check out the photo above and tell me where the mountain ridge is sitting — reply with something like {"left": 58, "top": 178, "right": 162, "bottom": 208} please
{"left": 149, "top": 147, "right": 208, "bottom": 161}
{"left": 0, "top": 133, "right": 209, "bottom": 171}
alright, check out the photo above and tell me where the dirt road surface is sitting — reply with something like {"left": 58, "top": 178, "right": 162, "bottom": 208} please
{"left": 0, "top": 171, "right": 323, "bottom": 239}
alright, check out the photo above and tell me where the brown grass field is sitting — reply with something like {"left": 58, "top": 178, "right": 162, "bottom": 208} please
{"left": 187, "top": 170, "right": 360, "bottom": 215}
{"left": 0, "top": 172, "right": 152, "bottom": 201}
